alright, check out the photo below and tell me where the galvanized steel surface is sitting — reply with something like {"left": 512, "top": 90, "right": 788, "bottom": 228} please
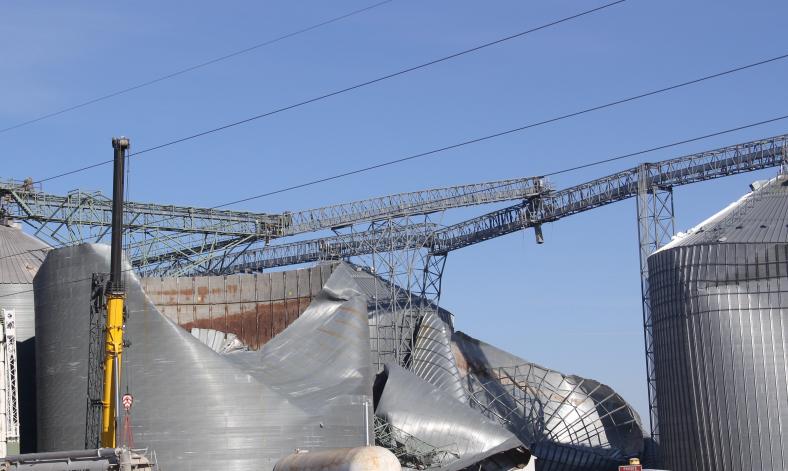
{"left": 648, "top": 175, "right": 788, "bottom": 471}
{"left": 0, "top": 223, "right": 48, "bottom": 453}
{"left": 34, "top": 245, "right": 373, "bottom": 471}
{"left": 0, "top": 223, "right": 49, "bottom": 343}
{"left": 375, "top": 364, "right": 530, "bottom": 471}
{"left": 410, "top": 311, "right": 468, "bottom": 404}
{"left": 663, "top": 175, "right": 788, "bottom": 247}
{"left": 140, "top": 264, "right": 335, "bottom": 350}
{"left": 0, "top": 224, "right": 48, "bottom": 287}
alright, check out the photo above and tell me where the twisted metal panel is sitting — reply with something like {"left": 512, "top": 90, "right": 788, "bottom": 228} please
{"left": 453, "top": 332, "right": 643, "bottom": 471}
{"left": 375, "top": 364, "right": 530, "bottom": 471}
{"left": 34, "top": 245, "right": 374, "bottom": 471}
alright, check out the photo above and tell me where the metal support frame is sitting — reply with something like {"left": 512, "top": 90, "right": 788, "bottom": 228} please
{"left": 0, "top": 178, "right": 286, "bottom": 275}
{"left": 465, "top": 363, "right": 640, "bottom": 461}
{"left": 0, "top": 309, "right": 20, "bottom": 454}
{"left": 635, "top": 163, "right": 675, "bottom": 464}
{"left": 343, "top": 215, "right": 447, "bottom": 370}
{"left": 85, "top": 274, "right": 108, "bottom": 449}
{"left": 374, "top": 415, "right": 460, "bottom": 469}
{"left": 0, "top": 177, "right": 544, "bottom": 276}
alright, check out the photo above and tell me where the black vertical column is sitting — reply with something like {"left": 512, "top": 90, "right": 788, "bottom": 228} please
{"left": 110, "top": 137, "right": 129, "bottom": 292}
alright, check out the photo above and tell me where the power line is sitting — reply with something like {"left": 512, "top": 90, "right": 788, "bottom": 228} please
{"left": 0, "top": 0, "right": 394, "bottom": 136}
{"left": 544, "top": 114, "right": 788, "bottom": 176}
{"left": 35, "top": 0, "right": 627, "bottom": 184}
{"left": 3, "top": 114, "right": 786, "bottom": 268}
{"left": 38, "top": 48, "right": 788, "bottom": 187}
{"left": 208, "top": 54, "right": 788, "bottom": 207}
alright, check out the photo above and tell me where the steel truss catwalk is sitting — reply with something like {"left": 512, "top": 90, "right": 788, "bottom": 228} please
{"left": 0, "top": 180, "right": 286, "bottom": 272}
{"left": 223, "top": 134, "right": 788, "bottom": 270}
{"left": 0, "top": 177, "right": 544, "bottom": 275}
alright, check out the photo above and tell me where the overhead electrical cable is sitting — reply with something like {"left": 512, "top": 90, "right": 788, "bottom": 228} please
{"left": 35, "top": 0, "right": 628, "bottom": 184}
{"left": 543, "top": 114, "right": 788, "bottom": 176}
{"left": 201, "top": 55, "right": 788, "bottom": 208}
{"left": 37, "top": 49, "right": 787, "bottom": 186}
{"left": 0, "top": 0, "right": 394, "bottom": 135}
{"left": 3, "top": 113, "right": 786, "bottom": 267}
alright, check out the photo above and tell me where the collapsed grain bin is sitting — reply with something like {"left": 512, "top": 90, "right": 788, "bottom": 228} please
{"left": 33, "top": 245, "right": 533, "bottom": 470}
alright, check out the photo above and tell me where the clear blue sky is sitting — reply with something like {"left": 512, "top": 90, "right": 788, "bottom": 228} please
{"left": 2, "top": 0, "right": 787, "bottom": 422}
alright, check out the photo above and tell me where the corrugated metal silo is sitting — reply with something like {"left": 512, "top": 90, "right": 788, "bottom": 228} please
{"left": 0, "top": 222, "right": 48, "bottom": 452}
{"left": 648, "top": 174, "right": 788, "bottom": 471}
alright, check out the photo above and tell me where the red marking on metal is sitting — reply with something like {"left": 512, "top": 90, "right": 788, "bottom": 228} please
{"left": 122, "top": 393, "right": 133, "bottom": 411}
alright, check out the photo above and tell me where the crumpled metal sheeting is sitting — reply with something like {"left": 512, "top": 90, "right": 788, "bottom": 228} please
{"left": 451, "top": 331, "right": 643, "bottom": 471}
{"left": 410, "top": 311, "right": 468, "bottom": 404}
{"left": 227, "top": 263, "right": 374, "bottom": 425}
{"left": 375, "top": 363, "right": 530, "bottom": 471}
{"left": 35, "top": 245, "right": 373, "bottom": 471}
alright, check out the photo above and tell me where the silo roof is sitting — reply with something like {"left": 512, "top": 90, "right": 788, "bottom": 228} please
{"left": 0, "top": 223, "right": 49, "bottom": 284}
{"left": 659, "top": 173, "right": 788, "bottom": 251}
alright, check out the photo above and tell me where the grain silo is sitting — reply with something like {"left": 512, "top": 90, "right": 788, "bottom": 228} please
{"left": 648, "top": 174, "right": 788, "bottom": 471}
{"left": 0, "top": 222, "right": 48, "bottom": 452}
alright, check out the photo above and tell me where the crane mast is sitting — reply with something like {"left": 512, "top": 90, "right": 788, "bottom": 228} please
{"left": 100, "top": 137, "right": 129, "bottom": 448}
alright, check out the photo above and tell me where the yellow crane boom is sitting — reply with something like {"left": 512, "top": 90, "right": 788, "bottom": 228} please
{"left": 101, "top": 137, "right": 129, "bottom": 448}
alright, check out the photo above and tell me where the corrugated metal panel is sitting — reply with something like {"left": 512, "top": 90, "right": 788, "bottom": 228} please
{"left": 34, "top": 244, "right": 372, "bottom": 471}
{"left": 138, "top": 264, "right": 337, "bottom": 351}
{"left": 0, "top": 224, "right": 48, "bottom": 285}
{"left": 664, "top": 175, "right": 788, "bottom": 248}
{"left": 649, "top": 243, "right": 788, "bottom": 471}
{"left": 648, "top": 174, "right": 788, "bottom": 471}
{"left": 376, "top": 363, "right": 530, "bottom": 471}
{"left": 410, "top": 311, "right": 468, "bottom": 403}
{"left": 0, "top": 286, "right": 34, "bottom": 343}
{"left": 0, "top": 224, "right": 48, "bottom": 453}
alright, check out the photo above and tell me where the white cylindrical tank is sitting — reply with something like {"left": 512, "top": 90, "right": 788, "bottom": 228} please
{"left": 274, "top": 447, "right": 400, "bottom": 471}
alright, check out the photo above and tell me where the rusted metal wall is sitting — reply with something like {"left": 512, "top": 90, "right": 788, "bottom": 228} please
{"left": 140, "top": 264, "right": 335, "bottom": 350}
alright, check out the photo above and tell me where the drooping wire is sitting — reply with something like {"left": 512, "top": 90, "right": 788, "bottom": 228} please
{"left": 34, "top": 0, "right": 629, "bottom": 184}
{"left": 0, "top": 0, "right": 395, "bottom": 136}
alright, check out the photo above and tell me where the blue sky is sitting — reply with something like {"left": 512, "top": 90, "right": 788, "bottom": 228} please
{"left": 2, "top": 0, "right": 787, "bottom": 422}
